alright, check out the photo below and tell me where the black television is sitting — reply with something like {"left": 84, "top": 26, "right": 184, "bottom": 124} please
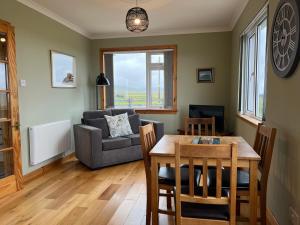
{"left": 189, "top": 105, "right": 225, "bottom": 132}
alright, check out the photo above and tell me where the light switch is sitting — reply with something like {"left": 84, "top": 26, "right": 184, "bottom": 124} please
{"left": 20, "top": 79, "right": 26, "bottom": 87}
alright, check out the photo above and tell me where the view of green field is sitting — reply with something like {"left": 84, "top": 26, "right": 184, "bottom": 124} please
{"left": 115, "top": 91, "right": 164, "bottom": 108}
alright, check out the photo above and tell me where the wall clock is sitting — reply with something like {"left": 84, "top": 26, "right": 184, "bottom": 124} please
{"left": 271, "top": 0, "right": 300, "bottom": 78}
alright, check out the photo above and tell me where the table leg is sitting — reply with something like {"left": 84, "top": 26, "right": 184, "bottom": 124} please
{"left": 249, "top": 161, "right": 258, "bottom": 225}
{"left": 151, "top": 156, "right": 159, "bottom": 225}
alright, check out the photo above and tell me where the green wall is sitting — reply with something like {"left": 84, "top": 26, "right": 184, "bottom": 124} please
{"left": 0, "top": 0, "right": 92, "bottom": 174}
{"left": 91, "top": 33, "right": 232, "bottom": 134}
{"left": 230, "top": 0, "right": 300, "bottom": 224}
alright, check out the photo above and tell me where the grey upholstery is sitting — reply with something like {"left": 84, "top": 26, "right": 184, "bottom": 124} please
{"left": 111, "top": 108, "right": 135, "bottom": 116}
{"left": 83, "top": 109, "right": 112, "bottom": 121}
{"left": 102, "top": 137, "right": 131, "bottom": 151}
{"left": 141, "top": 119, "right": 164, "bottom": 141}
{"left": 127, "top": 134, "right": 141, "bottom": 146}
{"left": 128, "top": 114, "right": 141, "bottom": 134}
{"left": 85, "top": 118, "right": 110, "bottom": 138}
{"left": 74, "top": 109, "right": 164, "bottom": 169}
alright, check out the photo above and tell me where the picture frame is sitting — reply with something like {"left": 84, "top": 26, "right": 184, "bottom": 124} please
{"left": 50, "top": 50, "right": 76, "bottom": 88}
{"left": 197, "top": 68, "right": 214, "bottom": 83}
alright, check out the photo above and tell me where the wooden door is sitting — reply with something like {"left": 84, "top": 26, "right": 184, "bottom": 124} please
{"left": 0, "top": 19, "right": 22, "bottom": 198}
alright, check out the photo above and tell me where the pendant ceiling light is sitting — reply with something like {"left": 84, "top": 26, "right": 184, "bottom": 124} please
{"left": 125, "top": 0, "right": 149, "bottom": 33}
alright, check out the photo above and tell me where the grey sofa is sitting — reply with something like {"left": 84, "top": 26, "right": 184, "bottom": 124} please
{"left": 74, "top": 108, "right": 164, "bottom": 169}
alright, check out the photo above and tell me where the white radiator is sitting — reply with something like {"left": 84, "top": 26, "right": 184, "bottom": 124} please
{"left": 29, "top": 120, "right": 71, "bottom": 165}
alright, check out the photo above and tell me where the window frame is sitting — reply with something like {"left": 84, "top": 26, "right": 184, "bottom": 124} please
{"left": 238, "top": 5, "right": 268, "bottom": 122}
{"left": 100, "top": 45, "right": 177, "bottom": 114}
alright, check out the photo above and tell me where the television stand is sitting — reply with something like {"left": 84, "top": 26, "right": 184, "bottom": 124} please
{"left": 177, "top": 128, "right": 233, "bottom": 136}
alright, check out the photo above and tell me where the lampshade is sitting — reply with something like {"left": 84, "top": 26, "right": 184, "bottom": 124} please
{"left": 96, "top": 73, "right": 110, "bottom": 86}
{"left": 126, "top": 6, "right": 149, "bottom": 33}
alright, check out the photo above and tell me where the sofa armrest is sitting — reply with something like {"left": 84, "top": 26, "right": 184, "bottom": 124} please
{"left": 73, "top": 124, "right": 103, "bottom": 169}
{"left": 140, "top": 119, "right": 164, "bottom": 141}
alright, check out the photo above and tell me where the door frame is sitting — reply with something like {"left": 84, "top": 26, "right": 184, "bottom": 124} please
{"left": 0, "top": 19, "right": 23, "bottom": 198}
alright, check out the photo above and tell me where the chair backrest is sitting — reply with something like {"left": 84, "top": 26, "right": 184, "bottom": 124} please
{"left": 175, "top": 140, "right": 238, "bottom": 224}
{"left": 184, "top": 117, "right": 215, "bottom": 136}
{"left": 139, "top": 123, "right": 157, "bottom": 180}
{"left": 253, "top": 123, "right": 276, "bottom": 189}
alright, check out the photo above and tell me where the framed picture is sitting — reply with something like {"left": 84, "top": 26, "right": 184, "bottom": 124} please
{"left": 197, "top": 68, "right": 214, "bottom": 83}
{"left": 50, "top": 50, "right": 76, "bottom": 88}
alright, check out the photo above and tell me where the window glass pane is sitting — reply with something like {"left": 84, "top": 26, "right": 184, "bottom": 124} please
{"left": 247, "top": 34, "right": 256, "bottom": 113}
{"left": 0, "top": 63, "right": 7, "bottom": 90}
{"left": 0, "top": 150, "right": 13, "bottom": 179}
{"left": 151, "top": 54, "right": 164, "bottom": 64}
{"left": 113, "top": 53, "right": 147, "bottom": 108}
{"left": 0, "top": 93, "right": 8, "bottom": 119}
{"left": 256, "top": 19, "right": 267, "bottom": 118}
{"left": 0, "top": 32, "right": 8, "bottom": 61}
{"left": 150, "top": 70, "right": 164, "bottom": 108}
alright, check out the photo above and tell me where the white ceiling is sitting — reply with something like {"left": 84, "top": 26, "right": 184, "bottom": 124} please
{"left": 17, "top": 0, "right": 249, "bottom": 39}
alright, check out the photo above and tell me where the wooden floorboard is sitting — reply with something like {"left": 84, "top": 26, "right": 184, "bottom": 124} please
{"left": 0, "top": 158, "right": 250, "bottom": 225}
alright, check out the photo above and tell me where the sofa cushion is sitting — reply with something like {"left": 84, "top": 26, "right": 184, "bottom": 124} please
{"left": 83, "top": 110, "right": 112, "bottom": 121}
{"left": 126, "top": 134, "right": 141, "bottom": 146}
{"left": 111, "top": 108, "right": 135, "bottom": 116}
{"left": 85, "top": 118, "right": 110, "bottom": 138}
{"left": 102, "top": 137, "right": 131, "bottom": 151}
{"left": 128, "top": 114, "right": 141, "bottom": 134}
{"left": 105, "top": 113, "right": 133, "bottom": 138}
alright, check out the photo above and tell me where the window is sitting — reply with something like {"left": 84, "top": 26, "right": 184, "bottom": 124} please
{"left": 101, "top": 46, "right": 177, "bottom": 113}
{"left": 239, "top": 7, "right": 268, "bottom": 120}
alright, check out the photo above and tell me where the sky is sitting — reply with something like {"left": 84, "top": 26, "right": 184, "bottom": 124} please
{"left": 113, "top": 53, "right": 147, "bottom": 92}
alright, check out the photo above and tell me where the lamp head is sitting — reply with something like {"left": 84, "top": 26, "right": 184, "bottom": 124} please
{"left": 96, "top": 73, "right": 110, "bottom": 86}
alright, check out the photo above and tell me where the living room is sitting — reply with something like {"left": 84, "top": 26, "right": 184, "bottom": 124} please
{"left": 0, "top": 0, "right": 299, "bottom": 225}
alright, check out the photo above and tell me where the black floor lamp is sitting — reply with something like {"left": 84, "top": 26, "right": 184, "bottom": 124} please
{"left": 96, "top": 73, "right": 110, "bottom": 110}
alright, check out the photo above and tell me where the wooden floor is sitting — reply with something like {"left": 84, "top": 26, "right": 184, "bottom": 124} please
{"left": 0, "top": 158, "right": 249, "bottom": 225}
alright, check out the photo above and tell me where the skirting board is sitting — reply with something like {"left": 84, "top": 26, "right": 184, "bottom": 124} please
{"left": 23, "top": 152, "right": 75, "bottom": 184}
{"left": 267, "top": 208, "right": 280, "bottom": 225}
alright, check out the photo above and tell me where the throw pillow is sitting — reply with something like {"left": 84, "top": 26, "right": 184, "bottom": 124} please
{"left": 104, "top": 113, "right": 133, "bottom": 138}
{"left": 128, "top": 114, "right": 141, "bottom": 134}
{"left": 85, "top": 118, "right": 110, "bottom": 138}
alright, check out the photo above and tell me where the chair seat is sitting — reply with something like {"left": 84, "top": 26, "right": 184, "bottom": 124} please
{"left": 179, "top": 186, "right": 230, "bottom": 221}
{"left": 181, "top": 202, "right": 229, "bottom": 220}
{"left": 207, "top": 167, "right": 255, "bottom": 189}
{"left": 158, "top": 167, "right": 201, "bottom": 187}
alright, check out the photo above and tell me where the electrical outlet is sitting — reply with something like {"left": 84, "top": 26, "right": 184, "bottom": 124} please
{"left": 289, "top": 206, "right": 299, "bottom": 225}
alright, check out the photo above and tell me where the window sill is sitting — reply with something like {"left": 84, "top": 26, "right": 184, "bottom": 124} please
{"left": 135, "top": 109, "right": 177, "bottom": 114}
{"left": 236, "top": 113, "right": 261, "bottom": 127}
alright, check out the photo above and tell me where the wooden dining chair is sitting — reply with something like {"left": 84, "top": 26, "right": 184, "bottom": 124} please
{"left": 184, "top": 116, "right": 215, "bottom": 136}
{"left": 175, "top": 140, "right": 238, "bottom": 225}
{"left": 236, "top": 123, "right": 277, "bottom": 225}
{"left": 140, "top": 124, "right": 202, "bottom": 225}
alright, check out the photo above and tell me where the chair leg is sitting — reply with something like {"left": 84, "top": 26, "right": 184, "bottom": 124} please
{"left": 236, "top": 196, "right": 241, "bottom": 216}
{"left": 260, "top": 193, "right": 267, "bottom": 225}
{"left": 167, "top": 190, "right": 172, "bottom": 209}
{"left": 146, "top": 191, "right": 151, "bottom": 225}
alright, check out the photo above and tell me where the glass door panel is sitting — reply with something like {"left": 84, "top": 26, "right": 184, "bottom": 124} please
{"left": 0, "top": 150, "right": 13, "bottom": 179}
{"left": 0, "top": 93, "right": 9, "bottom": 119}
{"left": 0, "top": 63, "right": 8, "bottom": 90}
{"left": 0, "top": 122, "right": 11, "bottom": 150}
{"left": 0, "top": 32, "right": 8, "bottom": 61}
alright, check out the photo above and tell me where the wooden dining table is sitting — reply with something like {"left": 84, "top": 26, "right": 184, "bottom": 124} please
{"left": 149, "top": 135, "right": 261, "bottom": 225}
